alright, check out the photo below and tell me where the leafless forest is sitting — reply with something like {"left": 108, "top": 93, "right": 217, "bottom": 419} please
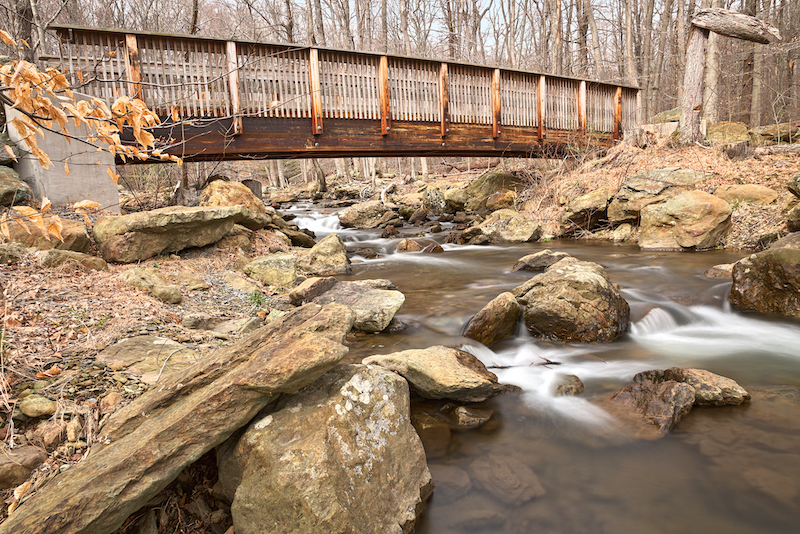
{"left": 2, "top": 0, "right": 797, "bottom": 127}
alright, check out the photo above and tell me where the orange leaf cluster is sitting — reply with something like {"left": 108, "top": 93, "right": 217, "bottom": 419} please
{"left": 0, "top": 45, "right": 182, "bottom": 171}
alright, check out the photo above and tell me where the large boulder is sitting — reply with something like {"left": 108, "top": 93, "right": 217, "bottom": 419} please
{"left": 199, "top": 180, "right": 267, "bottom": 214}
{"left": 0, "top": 303, "right": 355, "bottom": 534}
{"left": 466, "top": 209, "right": 541, "bottom": 244}
{"left": 363, "top": 345, "right": 503, "bottom": 402}
{"left": 337, "top": 200, "right": 399, "bottom": 228}
{"left": 610, "top": 368, "right": 750, "bottom": 435}
{"left": 217, "top": 364, "right": 432, "bottom": 534}
{"left": 607, "top": 167, "right": 707, "bottom": 223}
{"left": 0, "top": 166, "right": 31, "bottom": 206}
{"left": 243, "top": 253, "right": 298, "bottom": 287}
{"left": 462, "top": 292, "right": 520, "bottom": 347}
{"left": 707, "top": 121, "right": 750, "bottom": 145}
{"left": 311, "top": 280, "right": 405, "bottom": 332}
{"left": 560, "top": 189, "right": 614, "bottom": 233}
{"left": 93, "top": 206, "right": 269, "bottom": 263}
{"left": 638, "top": 190, "right": 731, "bottom": 251}
{"left": 4, "top": 211, "right": 90, "bottom": 252}
{"left": 729, "top": 233, "right": 800, "bottom": 319}
{"left": 713, "top": 184, "right": 778, "bottom": 206}
{"left": 514, "top": 258, "right": 630, "bottom": 343}
{"left": 296, "top": 232, "right": 351, "bottom": 276}
{"left": 463, "top": 171, "right": 527, "bottom": 211}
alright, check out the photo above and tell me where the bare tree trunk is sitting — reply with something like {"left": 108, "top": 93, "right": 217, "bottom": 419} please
{"left": 381, "top": 0, "right": 388, "bottom": 54}
{"left": 268, "top": 160, "right": 279, "bottom": 188}
{"left": 679, "top": 26, "right": 709, "bottom": 144}
{"left": 312, "top": 158, "right": 326, "bottom": 192}
{"left": 15, "top": 0, "right": 35, "bottom": 62}
{"left": 624, "top": 0, "right": 637, "bottom": 86}
{"left": 739, "top": 0, "right": 757, "bottom": 124}
{"left": 420, "top": 157, "right": 428, "bottom": 178}
{"left": 313, "top": 0, "right": 326, "bottom": 46}
{"left": 652, "top": 0, "right": 674, "bottom": 114}
{"left": 750, "top": 44, "right": 763, "bottom": 126}
{"left": 577, "top": 0, "right": 589, "bottom": 76}
{"left": 702, "top": 0, "right": 722, "bottom": 124}
{"left": 283, "top": 0, "right": 295, "bottom": 42}
{"left": 641, "top": 0, "right": 656, "bottom": 118}
{"left": 401, "top": 1, "right": 412, "bottom": 54}
{"left": 306, "top": 0, "right": 316, "bottom": 44}
{"left": 302, "top": 160, "right": 309, "bottom": 184}
{"left": 277, "top": 160, "right": 287, "bottom": 188}
{"left": 585, "top": 0, "right": 605, "bottom": 79}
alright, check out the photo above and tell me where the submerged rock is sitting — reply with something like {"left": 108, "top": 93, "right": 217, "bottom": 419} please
{"left": 552, "top": 374, "right": 584, "bottom": 396}
{"left": 217, "top": 364, "right": 432, "bottom": 534}
{"left": 729, "top": 233, "right": 800, "bottom": 319}
{"left": 462, "top": 292, "right": 520, "bottom": 347}
{"left": 363, "top": 345, "right": 503, "bottom": 402}
{"left": 469, "top": 454, "right": 546, "bottom": 505}
{"left": 514, "top": 258, "right": 630, "bottom": 343}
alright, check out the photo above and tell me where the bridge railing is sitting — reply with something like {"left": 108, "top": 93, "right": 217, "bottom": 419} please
{"left": 47, "top": 25, "right": 639, "bottom": 142}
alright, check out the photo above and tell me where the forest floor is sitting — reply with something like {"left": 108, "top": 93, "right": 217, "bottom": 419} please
{"left": 0, "top": 141, "right": 798, "bottom": 532}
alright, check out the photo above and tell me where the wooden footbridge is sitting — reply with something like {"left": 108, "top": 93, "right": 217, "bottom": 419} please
{"left": 48, "top": 25, "right": 639, "bottom": 162}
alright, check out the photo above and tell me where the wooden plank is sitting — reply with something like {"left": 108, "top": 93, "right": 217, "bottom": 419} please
{"left": 226, "top": 40, "right": 243, "bottom": 135}
{"left": 614, "top": 86, "right": 623, "bottom": 140}
{"left": 309, "top": 48, "right": 323, "bottom": 135}
{"left": 124, "top": 34, "right": 142, "bottom": 99}
{"left": 537, "top": 75, "right": 546, "bottom": 139}
{"left": 578, "top": 80, "right": 586, "bottom": 133}
{"left": 378, "top": 55, "right": 391, "bottom": 135}
{"left": 492, "top": 68, "right": 501, "bottom": 138}
{"left": 439, "top": 62, "right": 450, "bottom": 138}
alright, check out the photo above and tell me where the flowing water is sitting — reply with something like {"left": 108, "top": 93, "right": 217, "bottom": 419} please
{"left": 291, "top": 206, "right": 800, "bottom": 534}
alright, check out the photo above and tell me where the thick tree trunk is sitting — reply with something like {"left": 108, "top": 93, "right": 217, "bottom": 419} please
{"left": 641, "top": 0, "right": 655, "bottom": 118}
{"left": 313, "top": 0, "right": 326, "bottom": 46}
{"left": 702, "top": 0, "right": 722, "bottom": 124}
{"left": 585, "top": 0, "right": 604, "bottom": 79}
{"left": 652, "top": 0, "right": 673, "bottom": 115}
{"left": 679, "top": 26, "right": 709, "bottom": 144}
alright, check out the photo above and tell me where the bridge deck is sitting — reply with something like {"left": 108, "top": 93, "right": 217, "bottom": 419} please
{"left": 49, "top": 25, "right": 639, "bottom": 162}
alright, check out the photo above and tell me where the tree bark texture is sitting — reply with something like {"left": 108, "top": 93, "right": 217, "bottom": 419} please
{"left": 692, "top": 8, "right": 782, "bottom": 44}
{"left": 679, "top": 26, "right": 709, "bottom": 144}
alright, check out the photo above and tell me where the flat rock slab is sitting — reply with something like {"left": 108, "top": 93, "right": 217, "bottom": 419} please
{"left": 95, "top": 336, "right": 201, "bottom": 385}
{"left": 713, "top": 184, "right": 778, "bottom": 205}
{"left": 363, "top": 345, "right": 503, "bottom": 402}
{"left": 511, "top": 249, "right": 571, "bottom": 272}
{"left": 469, "top": 454, "right": 545, "bottom": 505}
{"left": 0, "top": 303, "right": 355, "bottom": 534}
{"left": 93, "top": 206, "right": 269, "bottom": 263}
{"left": 312, "top": 280, "right": 405, "bottom": 332}
{"left": 608, "top": 167, "right": 708, "bottom": 223}
{"left": 217, "top": 364, "right": 432, "bottom": 534}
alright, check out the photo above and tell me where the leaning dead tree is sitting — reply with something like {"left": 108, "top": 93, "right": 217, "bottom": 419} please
{"left": 679, "top": 9, "right": 782, "bottom": 144}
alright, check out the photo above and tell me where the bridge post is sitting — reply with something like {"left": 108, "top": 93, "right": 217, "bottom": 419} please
{"left": 578, "top": 81, "right": 587, "bottom": 134}
{"left": 492, "top": 69, "right": 501, "bottom": 139}
{"left": 308, "top": 48, "right": 323, "bottom": 135}
{"left": 614, "top": 86, "right": 623, "bottom": 140}
{"left": 123, "top": 34, "right": 142, "bottom": 99}
{"left": 379, "top": 56, "right": 391, "bottom": 135}
{"left": 537, "top": 75, "right": 546, "bottom": 140}
{"left": 225, "top": 41, "right": 242, "bottom": 135}
{"left": 439, "top": 63, "right": 450, "bottom": 140}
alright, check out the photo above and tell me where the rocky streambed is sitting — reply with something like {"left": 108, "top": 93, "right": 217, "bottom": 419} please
{"left": 2, "top": 169, "right": 800, "bottom": 533}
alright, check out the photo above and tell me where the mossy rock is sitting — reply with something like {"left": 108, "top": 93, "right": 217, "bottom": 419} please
{"left": 707, "top": 121, "right": 750, "bottom": 145}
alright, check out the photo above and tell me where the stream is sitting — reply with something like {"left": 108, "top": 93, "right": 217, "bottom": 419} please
{"left": 291, "top": 204, "right": 800, "bottom": 534}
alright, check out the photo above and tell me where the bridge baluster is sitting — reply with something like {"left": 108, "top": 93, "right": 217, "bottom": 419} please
{"left": 492, "top": 69, "right": 501, "bottom": 139}
{"left": 226, "top": 41, "right": 242, "bottom": 135}
{"left": 309, "top": 49, "right": 323, "bottom": 135}
{"left": 379, "top": 56, "right": 391, "bottom": 135}
{"left": 439, "top": 63, "right": 450, "bottom": 140}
